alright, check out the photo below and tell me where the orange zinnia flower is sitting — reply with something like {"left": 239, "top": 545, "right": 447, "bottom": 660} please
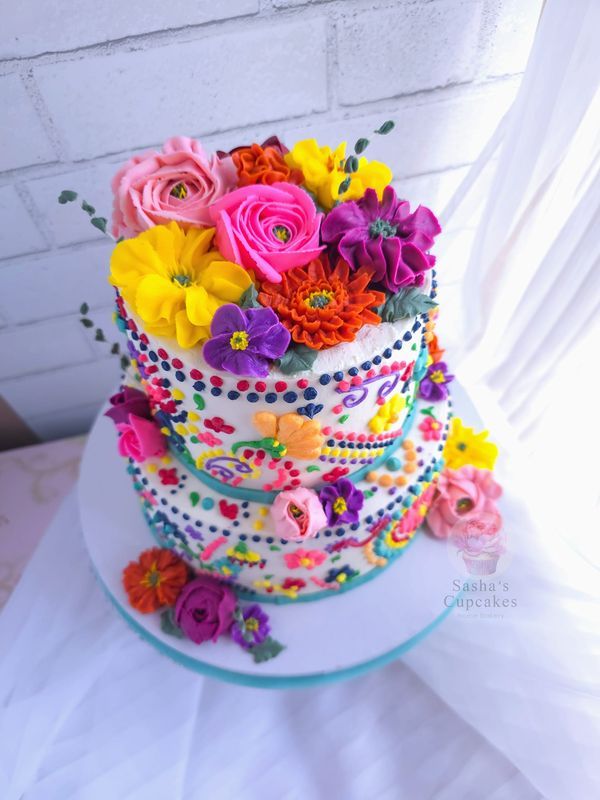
{"left": 122, "top": 547, "right": 189, "bottom": 613}
{"left": 258, "top": 255, "right": 385, "bottom": 350}
{"left": 232, "top": 142, "right": 303, "bottom": 187}
{"left": 428, "top": 333, "right": 445, "bottom": 363}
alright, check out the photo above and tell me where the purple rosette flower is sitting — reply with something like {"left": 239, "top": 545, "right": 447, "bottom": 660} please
{"left": 321, "top": 186, "right": 441, "bottom": 293}
{"left": 105, "top": 386, "right": 151, "bottom": 425}
{"left": 418, "top": 361, "right": 454, "bottom": 402}
{"left": 230, "top": 604, "right": 271, "bottom": 649}
{"left": 203, "top": 304, "right": 290, "bottom": 377}
{"left": 174, "top": 576, "right": 237, "bottom": 644}
{"left": 319, "top": 478, "right": 364, "bottom": 525}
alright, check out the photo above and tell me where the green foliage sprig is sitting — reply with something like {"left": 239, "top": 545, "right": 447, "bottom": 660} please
{"left": 79, "top": 301, "right": 130, "bottom": 371}
{"left": 338, "top": 119, "right": 396, "bottom": 195}
{"left": 58, "top": 191, "right": 121, "bottom": 241}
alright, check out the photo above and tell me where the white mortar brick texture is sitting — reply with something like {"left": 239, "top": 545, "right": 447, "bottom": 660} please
{"left": 1, "top": 0, "right": 260, "bottom": 59}
{"left": 32, "top": 18, "right": 329, "bottom": 160}
{"left": 0, "top": 0, "right": 543, "bottom": 440}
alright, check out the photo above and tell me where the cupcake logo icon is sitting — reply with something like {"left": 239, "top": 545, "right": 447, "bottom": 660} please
{"left": 449, "top": 513, "right": 507, "bottom": 576}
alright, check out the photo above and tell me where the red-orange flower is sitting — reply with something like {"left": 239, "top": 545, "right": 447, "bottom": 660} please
{"left": 232, "top": 142, "right": 303, "bottom": 187}
{"left": 428, "top": 333, "right": 445, "bottom": 363}
{"left": 258, "top": 255, "right": 385, "bottom": 350}
{"left": 122, "top": 547, "right": 189, "bottom": 614}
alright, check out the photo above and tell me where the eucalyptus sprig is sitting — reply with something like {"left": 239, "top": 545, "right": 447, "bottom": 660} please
{"left": 79, "top": 301, "right": 130, "bottom": 371}
{"left": 58, "top": 191, "right": 121, "bottom": 241}
{"left": 338, "top": 119, "right": 396, "bottom": 196}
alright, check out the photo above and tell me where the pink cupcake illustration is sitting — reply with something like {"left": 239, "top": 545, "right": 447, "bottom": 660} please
{"left": 450, "top": 514, "right": 505, "bottom": 575}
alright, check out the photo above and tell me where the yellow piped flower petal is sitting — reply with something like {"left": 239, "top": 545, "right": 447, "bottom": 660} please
{"left": 443, "top": 417, "right": 499, "bottom": 471}
{"left": 369, "top": 393, "right": 406, "bottom": 434}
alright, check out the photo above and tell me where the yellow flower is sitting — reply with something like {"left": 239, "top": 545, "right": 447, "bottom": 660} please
{"left": 252, "top": 411, "right": 324, "bottom": 459}
{"left": 369, "top": 394, "right": 406, "bottom": 434}
{"left": 285, "top": 139, "right": 392, "bottom": 210}
{"left": 110, "top": 222, "right": 252, "bottom": 348}
{"left": 443, "top": 417, "right": 498, "bottom": 471}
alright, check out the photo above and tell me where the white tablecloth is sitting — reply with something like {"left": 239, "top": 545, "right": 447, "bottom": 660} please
{"left": 1, "top": 475, "right": 598, "bottom": 798}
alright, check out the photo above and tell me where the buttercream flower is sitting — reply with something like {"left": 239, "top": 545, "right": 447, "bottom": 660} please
{"left": 210, "top": 182, "right": 323, "bottom": 283}
{"left": 369, "top": 393, "right": 406, "bottom": 434}
{"left": 230, "top": 604, "right": 270, "bottom": 649}
{"left": 319, "top": 478, "right": 364, "bottom": 525}
{"left": 110, "top": 222, "right": 252, "bottom": 348}
{"left": 443, "top": 418, "right": 499, "bottom": 471}
{"left": 271, "top": 487, "right": 327, "bottom": 541}
{"left": 122, "top": 547, "right": 188, "bottom": 614}
{"left": 105, "top": 386, "right": 151, "bottom": 425}
{"left": 203, "top": 304, "right": 290, "bottom": 377}
{"left": 321, "top": 186, "right": 441, "bottom": 292}
{"left": 427, "top": 333, "right": 445, "bottom": 363}
{"left": 285, "top": 139, "right": 392, "bottom": 210}
{"left": 284, "top": 548, "right": 327, "bottom": 569}
{"left": 116, "top": 414, "right": 166, "bottom": 463}
{"left": 258, "top": 255, "right": 385, "bottom": 350}
{"left": 229, "top": 138, "right": 303, "bottom": 187}
{"left": 174, "top": 576, "right": 237, "bottom": 644}
{"left": 325, "top": 565, "right": 359, "bottom": 585}
{"left": 418, "top": 361, "right": 454, "bottom": 402}
{"left": 253, "top": 411, "right": 324, "bottom": 459}
{"left": 111, "top": 136, "right": 237, "bottom": 238}
{"left": 418, "top": 414, "right": 443, "bottom": 441}
{"left": 426, "top": 466, "right": 502, "bottom": 539}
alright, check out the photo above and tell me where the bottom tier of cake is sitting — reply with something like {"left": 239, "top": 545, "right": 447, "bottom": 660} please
{"left": 122, "top": 393, "right": 451, "bottom": 603}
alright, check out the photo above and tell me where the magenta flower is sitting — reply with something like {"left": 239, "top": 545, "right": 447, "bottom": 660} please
{"left": 203, "top": 304, "right": 290, "bottom": 377}
{"left": 319, "top": 478, "right": 364, "bottom": 525}
{"left": 230, "top": 604, "right": 270, "bottom": 649}
{"left": 105, "top": 386, "right": 151, "bottom": 425}
{"left": 174, "top": 576, "right": 237, "bottom": 644}
{"left": 116, "top": 414, "right": 166, "bottom": 463}
{"left": 321, "top": 186, "right": 440, "bottom": 292}
{"left": 418, "top": 361, "right": 454, "bottom": 402}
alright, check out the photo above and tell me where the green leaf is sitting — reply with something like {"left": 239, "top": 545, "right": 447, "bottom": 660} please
{"left": 81, "top": 200, "right": 96, "bottom": 216}
{"left": 344, "top": 155, "right": 359, "bottom": 173}
{"left": 193, "top": 393, "right": 205, "bottom": 411}
{"left": 249, "top": 636, "right": 285, "bottom": 663}
{"left": 94, "top": 328, "right": 106, "bottom": 342}
{"left": 276, "top": 344, "right": 319, "bottom": 375}
{"left": 91, "top": 216, "right": 108, "bottom": 233}
{"left": 79, "top": 302, "right": 89, "bottom": 315}
{"left": 239, "top": 284, "right": 261, "bottom": 309}
{"left": 338, "top": 176, "right": 352, "bottom": 195}
{"left": 375, "top": 120, "right": 395, "bottom": 135}
{"left": 377, "top": 287, "right": 437, "bottom": 322}
{"left": 189, "top": 491, "right": 200, "bottom": 507}
{"left": 354, "top": 137, "right": 370, "bottom": 154}
{"left": 160, "top": 609, "right": 184, "bottom": 639}
{"left": 58, "top": 190, "right": 78, "bottom": 204}
{"left": 110, "top": 342, "right": 120, "bottom": 355}
{"left": 80, "top": 318, "right": 94, "bottom": 328}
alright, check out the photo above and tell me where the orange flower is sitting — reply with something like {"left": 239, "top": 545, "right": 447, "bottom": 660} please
{"left": 122, "top": 547, "right": 188, "bottom": 614}
{"left": 232, "top": 142, "right": 303, "bottom": 187}
{"left": 258, "top": 255, "right": 385, "bottom": 350}
{"left": 428, "top": 333, "right": 445, "bottom": 363}
{"left": 253, "top": 411, "right": 324, "bottom": 459}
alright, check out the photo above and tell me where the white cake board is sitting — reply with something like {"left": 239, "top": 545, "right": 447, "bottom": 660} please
{"left": 79, "top": 383, "right": 478, "bottom": 689}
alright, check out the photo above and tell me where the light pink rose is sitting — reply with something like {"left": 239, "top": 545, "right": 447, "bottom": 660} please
{"left": 271, "top": 487, "right": 327, "bottom": 542}
{"left": 426, "top": 466, "right": 502, "bottom": 539}
{"left": 116, "top": 414, "right": 166, "bottom": 463}
{"left": 111, "top": 136, "right": 237, "bottom": 238}
{"left": 210, "top": 182, "right": 324, "bottom": 283}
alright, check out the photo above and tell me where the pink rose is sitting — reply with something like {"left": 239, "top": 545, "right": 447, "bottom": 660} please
{"left": 271, "top": 487, "right": 327, "bottom": 542}
{"left": 426, "top": 466, "right": 502, "bottom": 539}
{"left": 174, "top": 576, "right": 236, "bottom": 644}
{"left": 116, "top": 414, "right": 167, "bottom": 463}
{"left": 111, "top": 136, "right": 237, "bottom": 238}
{"left": 210, "top": 182, "right": 324, "bottom": 283}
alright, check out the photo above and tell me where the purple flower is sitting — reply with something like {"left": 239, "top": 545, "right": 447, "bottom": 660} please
{"left": 174, "top": 576, "right": 237, "bottom": 644}
{"left": 418, "top": 361, "right": 454, "bottom": 402}
{"left": 203, "top": 304, "right": 290, "bottom": 377}
{"left": 319, "top": 478, "right": 364, "bottom": 525}
{"left": 104, "top": 386, "right": 151, "bottom": 425}
{"left": 230, "top": 604, "right": 271, "bottom": 649}
{"left": 321, "top": 186, "right": 441, "bottom": 293}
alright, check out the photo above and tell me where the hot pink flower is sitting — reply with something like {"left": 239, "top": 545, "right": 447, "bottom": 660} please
{"left": 210, "top": 182, "right": 323, "bottom": 283}
{"left": 198, "top": 431, "right": 223, "bottom": 447}
{"left": 111, "top": 136, "right": 237, "bottom": 238}
{"left": 116, "top": 414, "right": 166, "bottom": 463}
{"left": 418, "top": 415, "right": 442, "bottom": 441}
{"left": 426, "top": 466, "right": 502, "bottom": 539}
{"left": 284, "top": 548, "right": 327, "bottom": 570}
{"left": 271, "top": 487, "right": 327, "bottom": 542}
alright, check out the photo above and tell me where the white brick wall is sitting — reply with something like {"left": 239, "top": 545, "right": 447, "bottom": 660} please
{"left": 0, "top": 0, "right": 542, "bottom": 441}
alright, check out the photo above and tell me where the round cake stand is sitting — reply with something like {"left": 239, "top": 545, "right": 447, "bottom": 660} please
{"left": 79, "top": 384, "right": 477, "bottom": 689}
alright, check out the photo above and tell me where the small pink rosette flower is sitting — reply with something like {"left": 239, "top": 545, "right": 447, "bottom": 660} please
{"left": 116, "top": 414, "right": 167, "bottom": 463}
{"left": 210, "top": 182, "right": 324, "bottom": 283}
{"left": 426, "top": 466, "right": 502, "bottom": 539}
{"left": 111, "top": 136, "right": 237, "bottom": 238}
{"left": 271, "top": 487, "right": 327, "bottom": 542}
